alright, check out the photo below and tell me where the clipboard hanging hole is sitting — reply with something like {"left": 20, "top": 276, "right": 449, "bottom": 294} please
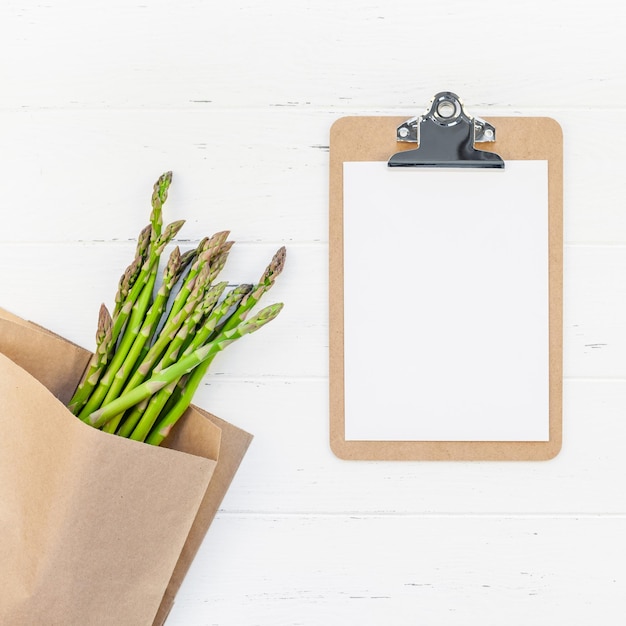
{"left": 432, "top": 93, "right": 463, "bottom": 126}
{"left": 436, "top": 100, "right": 457, "bottom": 120}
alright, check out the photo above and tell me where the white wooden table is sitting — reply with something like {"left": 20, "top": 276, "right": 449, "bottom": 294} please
{"left": 1, "top": 1, "right": 625, "bottom": 624}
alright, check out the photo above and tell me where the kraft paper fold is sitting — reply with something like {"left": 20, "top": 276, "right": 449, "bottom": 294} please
{"left": 0, "top": 309, "right": 253, "bottom": 625}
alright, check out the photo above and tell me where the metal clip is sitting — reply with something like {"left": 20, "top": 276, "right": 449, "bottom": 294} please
{"left": 389, "top": 92, "right": 504, "bottom": 168}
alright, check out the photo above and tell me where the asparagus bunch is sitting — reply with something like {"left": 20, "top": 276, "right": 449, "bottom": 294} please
{"left": 68, "top": 172, "right": 286, "bottom": 445}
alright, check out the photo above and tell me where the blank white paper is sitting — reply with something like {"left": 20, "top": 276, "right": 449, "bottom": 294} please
{"left": 343, "top": 161, "right": 550, "bottom": 442}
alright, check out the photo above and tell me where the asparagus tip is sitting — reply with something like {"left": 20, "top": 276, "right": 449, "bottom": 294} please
{"left": 96, "top": 304, "right": 113, "bottom": 344}
{"left": 263, "top": 246, "right": 287, "bottom": 285}
{"left": 238, "top": 302, "right": 284, "bottom": 335}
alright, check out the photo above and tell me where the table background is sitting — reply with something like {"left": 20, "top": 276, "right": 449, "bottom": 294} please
{"left": 1, "top": 1, "right": 625, "bottom": 624}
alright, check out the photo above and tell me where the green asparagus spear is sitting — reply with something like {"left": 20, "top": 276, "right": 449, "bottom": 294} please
{"left": 150, "top": 171, "right": 172, "bottom": 240}
{"left": 77, "top": 220, "right": 185, "bottom": 421}
{"left": 118, "top": 282, "right": 246, "bottom": 439}
{"left": 113, "top": 224, "right": 151, "bottom": 319}
{"left": 87, "top": 303, "right": 283, "bottom": 430}
{"left": 73, "top": 172, "right": 287, "bottom": 446}
{"left": 86, "top": 304, "right": 282, "bottom": 428}
{"left": 67, "top": 304, "right": 113, "bottom": 415}
{"left": 144, "top": 302, "right": 284, "bottom": 444}
{"left": 166, "top": 231, "right": 230, "bottom": 323}
{"left": 115, "top": 281, "right": 228, "bottom": 437}
{"left": 100, "top": 247, "right": 184, "bottom": 433}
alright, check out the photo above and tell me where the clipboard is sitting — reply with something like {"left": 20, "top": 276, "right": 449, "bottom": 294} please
{"left": 329, "top": 92, "right": 563, "bottom": 461}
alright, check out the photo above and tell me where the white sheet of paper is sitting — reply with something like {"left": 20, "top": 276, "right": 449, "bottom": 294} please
{"left": 343, "top": 161, "right": 550, "bottom": 442}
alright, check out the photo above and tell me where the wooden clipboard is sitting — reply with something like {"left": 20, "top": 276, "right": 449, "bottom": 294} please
{"left": 329, "top": 95, "right": 563, "bottom": 461}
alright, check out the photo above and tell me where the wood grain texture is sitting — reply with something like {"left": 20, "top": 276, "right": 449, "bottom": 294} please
{"left": 167, "top": 514, "right": 626, "bottom": 625}
{"left": 0, "top": 1, "right": 623, "bottom": 110}
{"left": 1, "top": 0, "right": 625, "bottom": 623}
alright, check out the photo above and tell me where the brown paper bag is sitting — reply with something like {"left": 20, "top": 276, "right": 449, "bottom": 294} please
{"left": 0, "top": 309, "right": 253, "bottom": 625}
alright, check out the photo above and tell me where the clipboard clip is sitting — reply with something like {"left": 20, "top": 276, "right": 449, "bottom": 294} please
{"left": 388, "top": 92, "right": 504, "bottom": 169}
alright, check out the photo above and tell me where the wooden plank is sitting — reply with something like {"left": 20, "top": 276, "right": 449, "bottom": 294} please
{"left": 167, "top": 513, "right": 626, "bottom": 625}
{"left": 0, "top": 110, "right": 329, "bottom": 243}
{"left": 0, "top": 1, "right": 621, "bottom": 110}
{"left": 0, "top": 110, "right": 624, "bottom": 246}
